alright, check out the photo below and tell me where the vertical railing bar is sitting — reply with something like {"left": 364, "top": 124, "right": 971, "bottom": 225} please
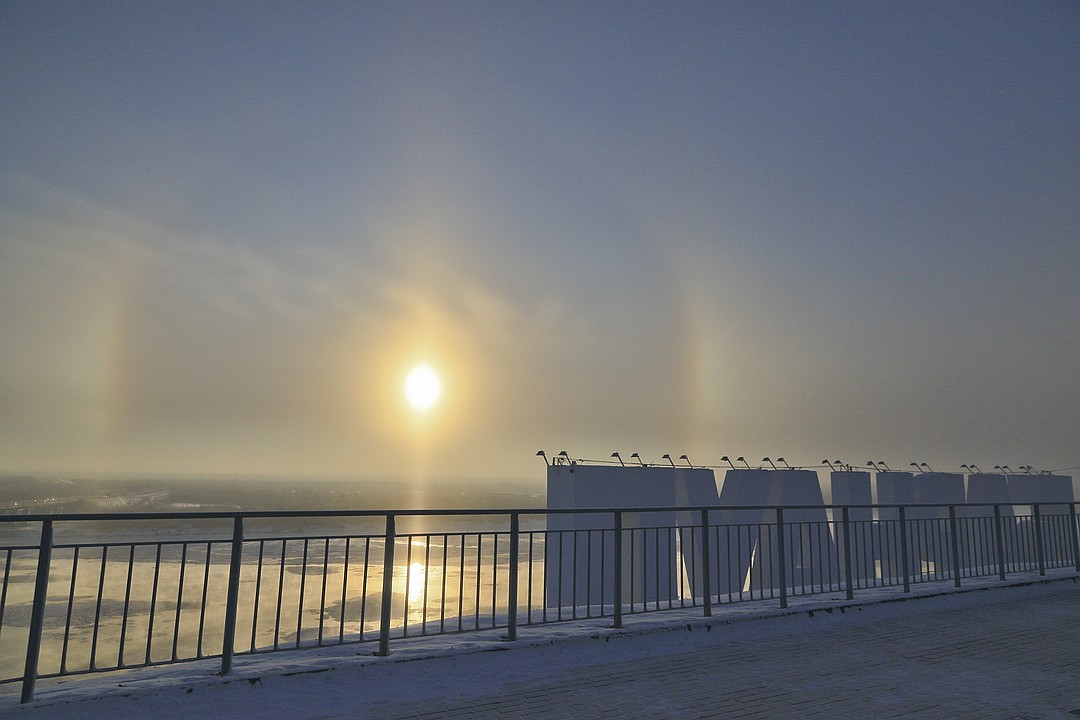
{"left": 422, "top": 536, "right": 431, "bottom": 636}
{"left": 171, "top": 543, "right": 188, "bottom": 661}
{"left": 250, "top": 540, "right": 265, "bottom": 653}
{"left": 89, "top": 545, "right": 109, "bottom": 670}
{"left": 402, "top": 538, "right": 413, "bottom": 638}
{"left": 700, "top": 510, "right": 712, "bottom": 617}
{"left": 295, "top": 538, "right": 310, "bottom": 649}
{"left": 457, "top": 533, "right": 465, "bottom": 632}
{"left": 318, "top": 538, "right": 330, "bottom": 646}
{"left": 898, "top": 507, "right": 911, "bottom": 593}
{"left": 842, "top": 507, "right": 854, "bottom": 601}
{"left": 585, "top": 529, "right": 593, "bottom": 617}
{"left": 507, "top": 513, "right": 520, "bottom": 641}
{"left": 599, "top": 527, "right": 606, "bottom": 616}
{"left": 0, "top": 548, "right": 13, "bottom": 642}
{"left": 491, "top": 532, "right": 498, "bottom": 627}
{"left": 60, "top": 546, "right": 80, "bottom": 674}
{"left": 776, "top": 509, "right": 787, "bottom": 609}
{"left": 1070, "top": 502, "right": 1080, "bottom": 573}
{"left": 613, "top": 511, "right": 623, "bottom": 629}
{"left": 1033, "top": 505, "right": 1046, "bottom": 576}
{"left": 542, "top": 526, "right": 549, "bottom": 624}
{"left": 570, "top": 529, "right": 578, "bottom": 620}
{"left": 117, "top": 544, "right": 136, "bottom": 667}
{"left": 339, "top": 537, "right": 351, "bottom": 644}
{"left": 625, "top": 528, "right": 632, "bottom": 614}
{"left": 196, "top": 542, "right": 212, "bottom": 658}
{"left": 476, "top": 534, "right": 485, "bottom": 629}
{"left": 273, "top": 539, "right": 286, "bottom": 651}
{"left": 359, "top": 538, "right": 371, "bottom": 642}
{"left": 526, "top": 531, "right": 534, "bottom": 626}
{"left": 20, "top": 519, "right": 53, "bottom": 704}
{"left": 654, "top": 527, "right": 660, "bottom": 611}
{"left": 378, "top": 514, "right": 396, "bottom": 657}
{"left": 949, "top": 506, "right": 961, "bottom": 588}
{"left": 440, "top": 534, "right": 449, "bottom": 634}
{"left": 665, "top": 528, "right": 673, "bottom": 608}
{"left": 220, "top": 516, "right": 244, "bottom": 675}
{"left": 419, "top": 535, "right": 427, "bottom": 634}
{"left": 145, "top": 543, "right": 163, "bottom": 665}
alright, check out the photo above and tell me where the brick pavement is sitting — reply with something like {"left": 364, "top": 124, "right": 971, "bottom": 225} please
{"left": 356, "top": 580, "right": 1080, "bottom": 719}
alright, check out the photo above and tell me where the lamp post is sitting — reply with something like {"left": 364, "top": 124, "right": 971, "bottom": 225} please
{"left": 611, "top": 452, "right": 624, "bottom": 467}
{"left": 763, "top": 457, "right": 777, "bottom": 470}
{"left": 630, "top": 452, "right": 645, "bottom": 467}
{"left": 721, "top": 456, "right": 736, "bottom": 470}
{"left": 536, "top": 450, "right": 549, "bottom": 466}
{"left": 679, "top": 454, "right": 693, "bottom": 468}
{"left": 662, "top": 454, "right": 676, "bottom": 468}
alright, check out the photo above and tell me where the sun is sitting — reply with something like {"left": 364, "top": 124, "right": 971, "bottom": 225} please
{"left": 404, "top": 365, "right": 441, "bottom": 412}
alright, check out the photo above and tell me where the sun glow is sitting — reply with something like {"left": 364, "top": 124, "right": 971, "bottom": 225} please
{"left": 405, "top": 365, "right": 441, "bottom": 412}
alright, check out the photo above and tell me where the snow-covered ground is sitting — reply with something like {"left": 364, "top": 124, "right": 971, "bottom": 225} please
{"left": 3, "top": 570, "right": 1077, "bottom": 719}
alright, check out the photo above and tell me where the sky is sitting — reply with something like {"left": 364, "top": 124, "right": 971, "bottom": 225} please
{"left": 1, "top": 1, "right": 1078, "bottom": 482}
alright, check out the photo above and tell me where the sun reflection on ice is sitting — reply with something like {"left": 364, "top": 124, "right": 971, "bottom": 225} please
{"left": 407, "top": 562, "right": 426, "bottom": 604}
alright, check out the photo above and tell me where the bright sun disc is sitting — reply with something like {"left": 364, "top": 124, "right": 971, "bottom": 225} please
{"left": 405, "top": 365, "right": 441, "bottom": 411}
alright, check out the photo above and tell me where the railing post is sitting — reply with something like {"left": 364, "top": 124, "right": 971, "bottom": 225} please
{"left": 700, "top": 509, "right": 712, "bottom": 617}
{"left": 994, "top": 504, "right": 1007, "bottom": 581}
{"left": 219, "top": 516, "right": 244, "bottom": 675}
{"left": 21, "top": 519, "right": 53, "bottom": 704}
{"left": 1033, "top": 504, "right": 1046, "bottom": 576}
{"left": 1071, "top": 502, "right": 1080, "bottom": 573}
{"left": 506, "top": 513, "right": 520, "bottom": 641}
{"left": 948, "top": 505, "right": 961, "bottom": 588}
{"left": 776, "top": 508, "right": 787, "bottom": 609}
{"left": 613, "top": 511, "right": 623, "bottom": 629}
{"left": 378, "top": 514, "right": 396, "bottom": 656}
{"left": 842, "top": 506, "right": 854, "bottom": 601}
{"left": 898, "top": 506, "right": 911, "bottom": 593}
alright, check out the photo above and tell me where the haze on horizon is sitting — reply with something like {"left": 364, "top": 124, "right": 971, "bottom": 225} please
{"left": 2, "top": 2, "right": 1078, "bottom": 483}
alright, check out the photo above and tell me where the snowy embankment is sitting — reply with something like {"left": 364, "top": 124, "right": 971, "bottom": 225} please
{"left": 3, "top": 571, "right": 1077, "bottom": 720}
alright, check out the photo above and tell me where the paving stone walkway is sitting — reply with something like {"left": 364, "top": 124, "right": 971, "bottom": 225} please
{"left": 358, "top": 580, "right": 1080, "bottom": 719}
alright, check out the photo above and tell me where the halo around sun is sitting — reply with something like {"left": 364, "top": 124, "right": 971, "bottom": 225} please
{"left": 404, "top": 365, "right": 441, "bottom": 412}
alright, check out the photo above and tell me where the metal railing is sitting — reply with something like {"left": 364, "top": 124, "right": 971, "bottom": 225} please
{"left": 2, "top": 502, "right": 1078, "bottom": 703}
